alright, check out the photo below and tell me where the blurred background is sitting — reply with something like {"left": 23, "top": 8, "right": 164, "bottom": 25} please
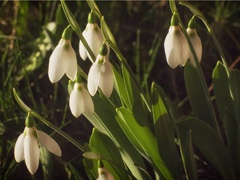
{"left": 1, "top": 1, "right": 240, "bottom": 179}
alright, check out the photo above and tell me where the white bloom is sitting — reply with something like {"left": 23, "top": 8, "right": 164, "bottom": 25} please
{"left": 97, "top": 167, "right": 115, "bottom": 180}
{"left": 187, "top": 28, "right": 202, "bottom": 67}
{"left": 88, "top": 54, "right": 113, "bottom": 98}
{"left": 164, "top": 26, "right": 190, "bottom": 69}
{"left": 69, "top": 82, "right": 94, "bottom": 118}
{"left": 48, "top": 39, "right": 77, "bottom": 83}
{"left": 79, "top": 23, "right": 107, "bottom": 61}
{"left": 14, "top": 127, "right": 61, "bottom": 174}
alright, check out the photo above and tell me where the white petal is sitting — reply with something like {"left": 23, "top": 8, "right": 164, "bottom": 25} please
{"left": 81, "top": 86, "right": 94, "bottom": 114}
{"left": 24, "top": 128, "right": 39, "bottom": 174}
{"left": 37, "top": 130, "right": 62, "bottom": 157}
{"left": 89, "top": 24, "right": 104, "bottom": 57}
{"left": 97, "top": 174, "right": 107, "bottom": 180}
{"left": 14, "top": 133, "right": 25, "bottom": 162}
{"left": 88, "top": 60, "right": 101, "bottom": 96}
{"left": 48, "top": 39, "right": 68, "bottom": 83}
{"left": 99, "top": 58, "right": 114, "bottom": 98}
{"left": 164, "top": 26, "right": 182, "bottom": 69}
{"left": 106, "top": 172, "right": 115, "bottom": 180}
{"left": 79, "top": 30, "right": 88, "bottom": 60}
{"left": 85, "top": 23, "right": 104, "bottom": 61}
{"left": 187, "top": 28, "right": 202, "bottom": 67}
{"left": 69, "top": 83, "right": 84, "bottom": 117}
{"left": 180, "top": 34, "right": 190, "bottom": 66}
{"left": 65, "top": 44, "right": 77, "bottom": 80}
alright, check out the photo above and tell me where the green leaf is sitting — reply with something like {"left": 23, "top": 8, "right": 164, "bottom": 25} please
{"left": 229, "top": 69, "right": 240, "bottom": 123}
{"left": 60, "top": 0, "right": 82, "bottom": 37}
{"left": 13, "top": 88, "right": 31, "bottom": 112}
{"left": 122, "top": 64, "right": 149, "bottom": 127}
{"left": 176, "top": 116, "right": 236, "bottom": 180}
{"left": 223, "top": 109, "right": 238, "bottom": 176}
{"left": 212, "top": 61, "right": 233, "bottom": 119}
{"left": 154, "top": 116, "right": 181, "bottom": 180}
{"left": 151, "top": 83, "right": 168, "bottom": 124}
{"left": 86, "top": 1, "right": 101, "bottom": 18}
{"left": 151, "top": 82, "right": 177, "bottom": 120}
{"left": 84, "top": 94, "right": 147, "bottom": 180}
{"left": 113, "top": 66, "right": 131, "bottom": 108}
{"left": 116, "top": 107, "right": 173, "bottom": 180}
{"left": 67, "top": 163, "right": 84, "bottom": 180}
{"left": 184, "top": 62, "right": 218, "bottom": 132}
{"left": 89, "top": 128, "right": 131, "bottom": 180}
{"left": 101, "top": 17, "right": 117, "bottom": 47}
{"left": 177, "top": 130, "right": 198, "bottom": 180}
{"left": 151, "top": 82, "right": 181, "bottom": 180}
{"left": 83, "top": 144, "right": 96, "bottom": 179}
{"left": 40, "top": 147, "right": 53, "bottom": 180}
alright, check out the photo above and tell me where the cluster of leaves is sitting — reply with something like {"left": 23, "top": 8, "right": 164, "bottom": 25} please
{"left": 62, "top": 1, "right": 240, "bottom": 179}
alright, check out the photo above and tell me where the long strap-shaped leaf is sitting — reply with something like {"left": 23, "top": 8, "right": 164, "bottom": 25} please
{"left": 184, "top": 62, "right": 221, "bottom": 137}
{"left": 116, "top": 106, "right": 173, "bottom": 180}
{"left": 176, "top": 116, "right": 236, "bottom": 180}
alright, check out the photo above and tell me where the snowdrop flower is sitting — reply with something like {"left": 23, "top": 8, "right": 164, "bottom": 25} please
{"left": 164, "top": 13, "right": 190, "bottom": 69}
{"left": 69, "top": 81, "right": 94, "bottom": 118}
{"left": 187, "top": 17, "right": 202, "bottom": 67}
{"left": 88, "top": 43, "right": 113, "bottom": 98}
{"left": 97, "top": 160, "right": 115, "bottom": 180}
{"left": 14, "top": 114, "right": 61, "bottom": 174}
{"left": 79, "top": 11, "right": 109, "bottom": 61}
{"left": 48, "top": 26, "right": 77, "bottom": 83}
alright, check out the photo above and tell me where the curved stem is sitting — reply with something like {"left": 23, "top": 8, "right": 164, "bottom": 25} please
{"left": 179, "top": 1, "right": 230, "bottom": 76}
{"left": 13, "top": 88, "right": 84, "bottom": 151}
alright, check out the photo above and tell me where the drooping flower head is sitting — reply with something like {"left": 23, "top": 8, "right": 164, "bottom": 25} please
{"left": 97, "top": 160, "right": 115, "bottom": 180}
{"left": 164, "top": 13, "right": 190, "bottom": 69}
{"left": 187, "top": 16, "right": 202, "bottom": 67}
{"left": 48, "top": 25, "right": 77, "bottom": 83}
{"left": 69, "top": 75, "right": 94, "bottom": 118}
{"left": 79, "top": 11, "right": 109, "bottom": 61}
{"left": 87, "top": 43, "right": 114, "bottom": 98}
{"left": 14, "top": 113, "right": 61, "bottom": 174}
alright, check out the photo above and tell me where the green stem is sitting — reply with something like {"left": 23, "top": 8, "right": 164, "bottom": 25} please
{"left": 13, "top": 88, "right": 84, "bottom": 151}
{"left": 179, "top": 1, "right": 230, "bottom": 76}
{"left": 60, "top": 0, "right": 96, "bottom": 62}
{"left": 109, "top": 41, "right": 152, "bottom": 112}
